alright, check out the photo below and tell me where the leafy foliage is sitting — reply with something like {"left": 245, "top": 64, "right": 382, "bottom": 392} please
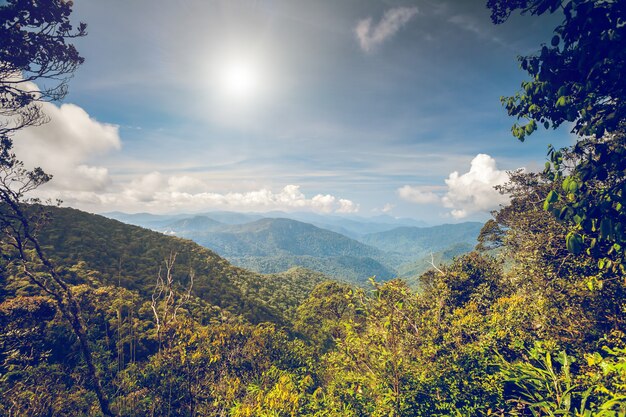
{"left": 488, "top": 0, "right": 626, "bottom": 141}
{"left": 488, "top": 0, "right": 626, "bottom": 274}
{"left": 1, "top": 201, "right": 625, "bottom": 416}
{"left": 501, "top": 342, "right": 626, "bottom": 416}
{"left": 0, "top": 0, "right": 86, "bottom": 139}
{"left": 543, "top": 134, "right": 626, "bottom": 275}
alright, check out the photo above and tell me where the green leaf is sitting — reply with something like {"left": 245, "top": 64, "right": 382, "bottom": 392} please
{"left": 599, "top": 218, "right": 613, "bottom": 240}
{"left": 551, "top": 35, "right": 560, "bottom": 47}
{"left": 544, "top": 191, "right": 558, "bottom": 211}
{"left": 566, "top": 232, "right": 583, "bottom": 254}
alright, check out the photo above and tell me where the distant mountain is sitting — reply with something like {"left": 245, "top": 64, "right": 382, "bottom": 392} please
{"left": 359, "top": 222, "right": 483, "bottom": 264}
{"left": 102, "top": 210, "right": 429, "bottom": 238}
{"left": 162, "top": 217, "right": 397, "bottom": 283}
{"left": 103, "top": 211, "right": 191, "bottom": 230}
{"left": 194, "top": 211, "right": 265, "bottom": 225}
{"left": 102, "top": 211, "right": 266, "bottom": 230}
{"left": 162, "top": 215, "right": 224, "bottom": 234}
{"left": 211, "top": 218, "right": 385, "bottom": 258}
{"left": 260, "top": 212, "right": 429, "bottom": 238}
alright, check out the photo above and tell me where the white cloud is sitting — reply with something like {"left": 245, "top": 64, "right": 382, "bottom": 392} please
{"left": 311, "top": 194, "right": 337, "bottom": 213}
{"left": 356, "top": 6, "right": 418, "bottom": 52}
{"left": 441, "top": 154, "right": 510, "bottom": 219}
{"left": 168, "top": 175, "right": 208, "bottom": 194}
{"left": 123, "top": 171, "right": 166, "bottom": 202}
{"left": 448, "top": 14, "right": 506, "bottom": 46}
{"left": 382, "top": 203, "right": 395, "bottom": 213}
{"left": 397, "top": 185, "right": 441, "bottom": 204}
{"left": 50, "top": 181, "right": 360, "bottom": 215}
{"left": 448, "top": 15, "right": 481, "bottom": 35}
{"left": 398, "top": 154, "right": 513, "bottom": 219}
{"left": 13, "top": 102, "right": 121, "bottom": 192}
{"left": 337, "top": 198, "right": 360, "bottom": 214}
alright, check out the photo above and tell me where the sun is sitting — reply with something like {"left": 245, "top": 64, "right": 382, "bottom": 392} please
{"left": 217, "top": 60, "right": 259, "bottom": 101}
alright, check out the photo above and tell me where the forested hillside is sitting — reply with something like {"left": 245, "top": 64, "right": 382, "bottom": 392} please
{"left": 1, "top": 206, "right": 325, "bottom": 323}
{"left": 167, "top": 217, "right": 385, "bottom": 258}
{"left": 231, "top": 253, "right": 396, "bottom": 284}
{"left": 160, "top": 216, "right": 398, "bottom": 283}
{"left": 395, "top": 241, "right": 475, "bottom": 286}
{"left": 360, "top": 222, "right": 483, "bottom": 261}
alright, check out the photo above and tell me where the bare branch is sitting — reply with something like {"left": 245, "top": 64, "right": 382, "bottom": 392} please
{"left": 429, "top": 252, "right": 445, "bottom": 276}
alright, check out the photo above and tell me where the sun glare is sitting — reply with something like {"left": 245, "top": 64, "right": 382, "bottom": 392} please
{"left": 218, "top": 60, "right": 259, "bottom": 101}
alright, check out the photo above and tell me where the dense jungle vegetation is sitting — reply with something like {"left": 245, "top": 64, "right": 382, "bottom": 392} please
{"left": 1, "top": 0, "right": 625, "bottom": 415}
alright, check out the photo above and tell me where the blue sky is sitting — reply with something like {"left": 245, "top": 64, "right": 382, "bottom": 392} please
{"left": 15, "top": 0, "right": 574, "bottom": 223}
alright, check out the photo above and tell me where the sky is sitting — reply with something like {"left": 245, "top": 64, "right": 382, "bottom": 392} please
{"left": 14, "top": 0, "right": 575, "bottom": 223}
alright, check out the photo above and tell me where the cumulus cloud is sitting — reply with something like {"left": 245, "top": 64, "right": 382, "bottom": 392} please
{"left": 356, "top": 6, "right": 418, "bottom": 52}
{"left": 398, "top": 154, "right": 513, "bottom": 219}
{"left": 123, "top": 171, "right": 166, "bottom": 202}
{"left": 337, "top": 198, "right": 360, "bottom": 214}
{"left": 441, "top": 154, "right": 510, "bottom": 219}
{"left": 168, "top": 175, "right": 207, "bottom": 194}
{"left": 13, "top": 102, "right": 121, "bottom": 192}
{"left": 397, "top": 185, "right": 441, "bottom": 204}
{"left": 53, "top": 180, "right": 360, "bottom": 215}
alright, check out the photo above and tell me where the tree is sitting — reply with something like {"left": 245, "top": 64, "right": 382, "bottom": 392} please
{"left": 0, "top": 1, "right": 113, "bottom": 415}
{"left": 0, "top": 203, "right": 115, "bottom": 416}
{"left": 488, "top": 0, "right": 625, "bottom": 141}
{"left": 543, "top": 135, "right": 625, "bottom": 275}
{"left": 150, "top": 252, "right": 194, "bottom": 353}
{"left": 295, "top": 281, "right": 360, "bottom": 353}
{"left": 0, "top": 0, "right": 86, "bottom": 141}
{"left": 488, "top": 170, "right": 625, "bottom": 345}
{"left": 488, "top": 0, "right": 626, "bottom": 272}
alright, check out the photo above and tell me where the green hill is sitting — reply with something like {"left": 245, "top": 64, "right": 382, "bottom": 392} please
{"left": 169, "top": 218, "right": 384, "bottom": 257}
{"left": 164, "top": 217, "right": 397, "bottom": 283}
{"left": 6, "top": 206, "right": 327, "bottom": 323}
{"left": 359, "top": 222, "right": 483, "bottom": 266}
{"left": 163, "top": 215, "right": 224, "bottom": 234}
{"left": 231, "top": 254, "right": 396, "bottom": 284}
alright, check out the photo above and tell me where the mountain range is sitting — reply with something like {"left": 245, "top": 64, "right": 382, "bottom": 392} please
{"left": 104, "top": 210, "right": 428, "bottom": 237}
{"left": 104, "top": 211, "right": 484, "bottom": 285}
